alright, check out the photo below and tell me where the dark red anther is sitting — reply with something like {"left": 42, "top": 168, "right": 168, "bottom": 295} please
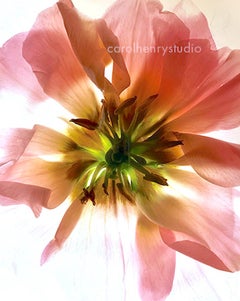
{"left": 81, "top": 188, "right": 96, "bottom": 205}
{"left": 70, "top": 118, "right": 98, "bottom": 130}
{"left": 114, "top": 96, "right": 137, "bottom": 115}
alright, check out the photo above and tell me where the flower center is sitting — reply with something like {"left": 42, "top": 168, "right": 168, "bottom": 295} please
{"left": 105, "top": 137, "right": 130, "bottom": 166}
{"left": 70, "top": 95, "right": 183, "bottom": 205}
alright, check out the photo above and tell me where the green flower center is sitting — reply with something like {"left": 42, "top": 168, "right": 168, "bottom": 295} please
{"left": 105, "top": 137, "right": 130, "bottom": 166}
{"left": 70, "top": 95, "right": 183, "bottom": 205}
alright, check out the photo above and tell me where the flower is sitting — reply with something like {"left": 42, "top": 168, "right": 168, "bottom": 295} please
{"left": 1, "top": 0, "right": 240, "bottom": 300}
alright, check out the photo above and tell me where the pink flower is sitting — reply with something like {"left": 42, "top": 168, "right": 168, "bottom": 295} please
{"left": 1, "top": 0, "right": 240, "bottom": 300}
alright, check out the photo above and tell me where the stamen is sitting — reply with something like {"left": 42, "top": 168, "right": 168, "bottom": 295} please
{"left": 127, "top": 94, "right": 158, "bottom": 135}
{"left": 114, "top": 96, "right": 137, "bottom": 115}
{"left": 81, "top": 188, "right": 96, "bottom": 205}
{"left": 116, "top": 183, "right": 135, "bottom": 203}
{"left": 143, "top": 173, "right": 168, "bottom": 186}
{"left": 130, "top": 158, "right": 168, "bottom": 186}
{"left": 102, "top": 167, "right": 111, "bottom": 195}
{"left": 70, "top": 118, "right": 98, "bottom": 130}
{"left": 130, "top": 154, "right": 147, "bottom": 165}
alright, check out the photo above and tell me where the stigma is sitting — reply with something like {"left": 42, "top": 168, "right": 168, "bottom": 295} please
{"left": 70, "top": 95, "right": 183, "bottom": 205}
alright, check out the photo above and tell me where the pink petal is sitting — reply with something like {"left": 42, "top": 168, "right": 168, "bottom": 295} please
{"left": 22, "top": 4, "right": 99, "bottom": 119}
{"left": 0, "top": 181, "right": 50, "bottom": 217}
{"left": 4, "top": 158, "right": 72, "bottom": 209}
{"left": 41, "top": 198, "right": 84, "bottom": 264}
{"left": 57, "top": 2, "right": 107, "bottom": 90}
{"left": 136, "top": 168, "right": 240, "bottom": 271}
{"left": 168, "top": 50, "right": 240, "bottom": 132}
{"left": 24, "top": 125, "right": 78, "bottom": 156}
{"left": 0, "top": 33, "right": 46, "bottom": 102}
{"left": 96, "top": 19, "right": 130, "bottom": 94}
{"left": 160, "top": 228, "right": 229, "bottom": 272}
{"left": 0, "top": 128, "right": 34, "bottom": 166}
{"left": 136, "top": 215, "right": 175, "bottom": 301}
{"left": 104, "top": 0, "right": 167, "bottom": 99}
{"left": 173, "top": 0, "right": 216, "bottom": 49}
{"left": 175, "top": 133, "right": 240, "bottom": 186}
{"left": 154, "top": 39, "right": 219, "bottom": 120}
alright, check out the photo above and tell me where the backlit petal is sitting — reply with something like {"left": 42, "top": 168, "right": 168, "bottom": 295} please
{"left": 0, "top": 33, "right": 46, "bottom": 102}
{"left": 42, "top": 201, "right": 139, "bottom": 299}
{"left": 160, "top": 228, "right": 229, "bottom": 271}
{"left": 136, "top": 168, "right": 240, "bottom": 271}
{"left": 0, "top": 181, "right": 50, "bottom": 217}
{"left": 0, "top": 128, "right": 34, "bottom": 167}
{"left": 96, "top": 18, "right": 130, "bottom": 94}
{"left": 41, "top": 198, "right": 84, "bottom": 264}
{"left": 155, "top": 39, "right": 218, "bottom": 120}
{"left": 136, "top": 215, "right": 175, "bottom": 301}
{"left": 104, "top": 0, "right": 167, "bottom": 100}
{"left": 176, "top": 133, "right": 240, "bottom": 186}
{"left": 24, "top": 125, "right": 78, "bottom": 157}
{"left": 173, "top": 0, "right": 216, "bottom": 48}
{"left": 22, "top": 3, "right": 99, "bottom": 119}
{"left": 57, "top": 2, "right": 107, "bottom": 90}
{"left": 4, "top": 158, "right": 72, "bottom": 209}
{"left": 168, "top": 50, "right": 240, "bottom": 132}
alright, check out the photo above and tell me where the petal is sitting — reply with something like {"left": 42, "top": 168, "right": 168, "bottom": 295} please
{"left": 0, "top": 128, "right": 34, "bottom": 166}
{"left": 57, "top": 1, "right": 107, "bottom": 90}
{"left": 24, "top": 125, "right": 78, "bottom": 156}
{"left": 22, "top": 4, "right": 99, "bottom": 119}
{"left": 136, "top": 168, "right": 240, "bottom": 271}
{"left": 104, "top": 0, "right": 167, "bottom": 100}
{"left": 3, "top": 158, "right": 73, "bottom": 209}
{"left": 96, "top": 18, "right": 130, "bottom": 94}
{"left": 160, "top": 228, "right": 229, "bottom": 272}
{"left": 168, "top": 50, "right": 240, "bottom": 132}
{"left": 41, "top": 198, "right": 84, "bottom": 264}
{"left": 168, "top": 252, "right": 240, "bottom": 301}
{"left": 136, "top": 215, "right": 175, "bottom": 301}
{"left": 173, "top": 0, "right": 216, "bottom": 48}
{"left": 0, "top": 181, "right": 50, "bottom": 217}
{"left": 42, "top": 201, "right": 137, "bottom": 300}
{"left": 176, "top": 133, "right": 240, "bottom": 186}
{"left": 155, "top": 39, "right": 219, "bottom": 120}
{"left": 0, "top": 33, "right": 46, "bottom": 102}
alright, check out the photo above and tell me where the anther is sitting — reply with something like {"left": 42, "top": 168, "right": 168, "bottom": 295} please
{"left": 143, "top": 173, "right": 168, "bottom": 186}
{"left": 102, "top": 183, "right": 109, "bottom": 195}
{"left": 114, "top": 96, "right": 137, "bottom": 115}
{"left": 81, "top": 188, "right": 96, "bottom": 205}
{"left": 70, "top": 118, "right": 99, "bottom": 130}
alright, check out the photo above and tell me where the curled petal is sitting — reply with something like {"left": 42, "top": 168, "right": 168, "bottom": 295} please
{"left": 136, "top": 168, "right": 240, "bottom": 271}
{"left": 173, "top": 0, "right": 216, "bottom": 48}
{"left": 104, "top": 0, "right": 166, "bottom": 100}
{"left": 0, "top": 181, "right": 50, "bottom": 217}
{"left": 41, "top": 198, "right": 84, "bottom": 264}
{"left": 22, "top": 3, "right": 99, "bottom": 119}
{"left": 175, "top": 133, "right": 240, "bottom": 187}
{"left": 160, "top": 228, "right": 229, "bottom": 272}
{"left": 96, "top": 19, "right": 130, "bottom": 94}
{"left": 57, "top": 2, "right": 108, "bottom": 90}
{"left": 3, "top": 158, "right": 73, "bottom": 209}
{"left": 0, "top": 33, "right": 46, "bottom": 102}
{"left": 0, "top": 128, "right": 34, "bottom": 167}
